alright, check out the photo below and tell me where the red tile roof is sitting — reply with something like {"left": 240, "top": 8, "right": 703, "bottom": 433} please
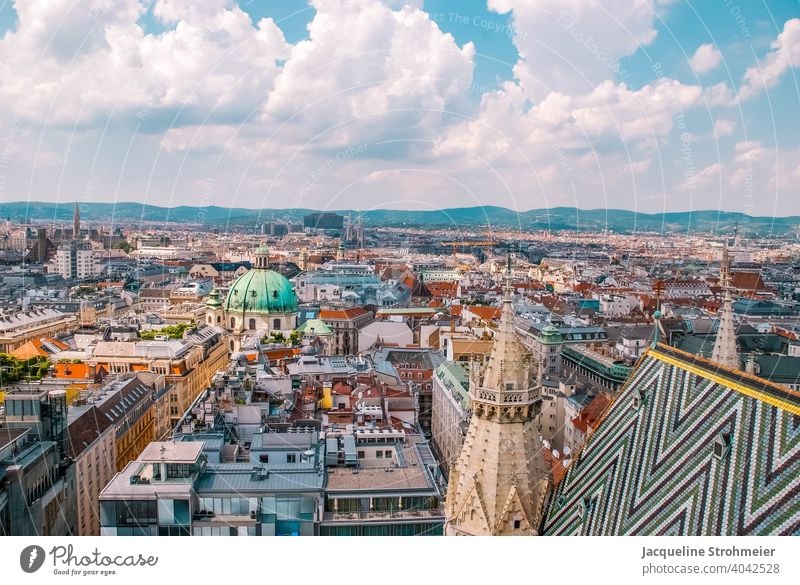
{"left": 320, "top": 307, "right": 370, "bottom": 320}
{"left": 466, "top": 306, "right": 501, "bottom": 321}
{"left": 571, "top": 394, "right": 612, "bottom": 434}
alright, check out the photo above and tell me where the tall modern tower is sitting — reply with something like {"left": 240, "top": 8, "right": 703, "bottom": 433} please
{"left": 445, "top": 282, "right": 552, "bottom": 535}
{"left": 73, "top": 201, "right": 80, "bottom": 241}
{"left": 711, "top": 245, "right": 740, "bottom": 369}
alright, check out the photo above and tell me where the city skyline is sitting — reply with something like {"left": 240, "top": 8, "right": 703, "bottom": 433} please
{"left": 0, "top": 1, "right": 799, "bottom": 213}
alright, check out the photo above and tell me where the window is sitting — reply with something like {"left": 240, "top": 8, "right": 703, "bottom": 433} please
{"left": 230, "top": 317, "right": 235, "bottom": 329}
{"left": 286, "top": 454, "right": 296, "bottom": 463}
{"left": 273, "top": 318, "right": 281, "bottom": 330}
{"left": 513, "top": 519, "right": 521, "bottom": 530}
{"left": 248, "top": 318, "right": 256, "bottom": 330}
{"left": 376, "top": 450, "right": 383, "bottom": 458}
{"left": 357, "top": 451, "right": 365, "bottom": 459}
{"left": 259, "top": 454, "right": 269, "bottom": 464}
{"left": 384, "top": 450, "right": 392, "bottom": 458}
{"left": 713, "top": 432, "right": 732, "bottom": 460}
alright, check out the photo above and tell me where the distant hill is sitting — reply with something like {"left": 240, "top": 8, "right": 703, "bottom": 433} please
{"left": 1, "top": 201, "right": 797, "bottom": 235}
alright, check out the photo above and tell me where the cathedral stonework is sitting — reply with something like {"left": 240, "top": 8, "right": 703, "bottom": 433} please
{"left": 445, "top": 285, "right": 552, "bottom": 535}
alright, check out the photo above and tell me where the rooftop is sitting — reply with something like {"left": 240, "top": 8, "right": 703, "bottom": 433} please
{"left": 140, "top": 441, "right": 203, "bottom": 464}
{"left": 326, "top": 440, "right": 436, "bottom": 494}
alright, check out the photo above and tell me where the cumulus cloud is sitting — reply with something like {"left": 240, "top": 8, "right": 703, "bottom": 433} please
{"left": 0, "top": 0, "right": 793, "bottom": 213}
{"left": 738, "top": 18, "right": 800, "bottom": 100}
{"left": 262, "top": 0, "right": 475, "bottom": 148}
{"left": 488, "top": 0, "right": 658, "bottom": 99}
{"left": 0, "top": 0, "right": 289, "bottom": 127}
{"left": 690, "top": 43, "right": 722, "bottom": 74}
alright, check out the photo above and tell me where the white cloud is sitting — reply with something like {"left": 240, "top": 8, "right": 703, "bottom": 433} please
{"left": 262, "top": 0, "right": 475, "bottom": 148}
{"left": 714, "top": 119, "right": 736, "bottom": 137}
{"left": 690, "top": 43, "right": 722, "bottom": 74}
{"left": 704, "top": 82, "right": 736, "bottom": 107}
{"left": 0, "top": 0, "right": 794, "bottom": 213}
{"left": 738, "top": 18, "right": 800, "bottom": 100}
{"left": 488, "top": 0, "right": 658, "bottom": 100}
{"left": 0, "top": 0, "right": 289, "bottom": 127}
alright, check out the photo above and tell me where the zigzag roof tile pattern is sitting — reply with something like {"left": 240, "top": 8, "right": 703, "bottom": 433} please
{"left": 543, "top": 344, "right": 800, "bottom": 535}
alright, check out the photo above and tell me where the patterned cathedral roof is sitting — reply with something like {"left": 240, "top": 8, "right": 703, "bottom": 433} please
{"left": 543, "top": 343, "right": 800, "bottom": 535}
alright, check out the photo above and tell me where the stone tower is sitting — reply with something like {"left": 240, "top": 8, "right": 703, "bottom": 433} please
{"left": 711, "top": 245, "right": 740, "bottom": 369}
{"left": 445, "top": 283, "right": 552, "bottom": 535}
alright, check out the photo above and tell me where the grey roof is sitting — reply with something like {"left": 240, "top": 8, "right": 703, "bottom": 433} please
{"left": 194, "top": 464, "right": 324, "bottom": 493}
{"left": 251, "top": 432, "right": 314, "bottom": 450}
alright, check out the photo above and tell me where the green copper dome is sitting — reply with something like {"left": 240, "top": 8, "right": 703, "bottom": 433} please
{"left": 296, "top": 318, "right": 332, "bottom": 336}
{"left": 223, "top": 267, "right": 299, "bottom": 314}
{"left": 538, "top": 324, "right": 563, "bottom": 343}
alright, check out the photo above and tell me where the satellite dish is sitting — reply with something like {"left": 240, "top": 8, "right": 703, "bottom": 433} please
{"left": 552, "top": 449, "right": 560, "bottom": 458}
{"left": 563, "top": 446, "right": 571, "bottom": 456}
{"left": 542, "top": 440, "right": 551, "bottom": 450}
{"left": 562, "top": 458, "right": 572, "bottom": 468}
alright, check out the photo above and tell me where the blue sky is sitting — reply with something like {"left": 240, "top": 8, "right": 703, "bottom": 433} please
{"left": 0, "top": 0, "right": 799, "bottom": 215}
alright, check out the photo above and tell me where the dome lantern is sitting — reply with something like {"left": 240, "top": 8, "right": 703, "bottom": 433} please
{"left": 254, "top": 243, "right": 270, "bottom": 269}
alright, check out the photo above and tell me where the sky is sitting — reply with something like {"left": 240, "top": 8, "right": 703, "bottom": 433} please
{"left": 0, "top": 0, "right": 799, "bottom": 215}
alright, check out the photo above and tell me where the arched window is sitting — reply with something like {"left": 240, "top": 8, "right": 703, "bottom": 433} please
{"left": 207, "top": 316, "right": 212, "bottom": 324}
{"left": 273, "top": 318, "right": 281, "bottom": 330}
{"left": 230, "top": 317, "right": 235, "bottom": 329}
{"left": 216, "top": 316, "right": 221, "bottom": 324}
{"left": 248, "top": 318, "right": 256, "bottom": 330}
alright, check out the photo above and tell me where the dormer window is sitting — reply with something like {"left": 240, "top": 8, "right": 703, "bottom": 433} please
{"left": 632, "top": 388, "right": 647, "bottom": 411}
{"left": 713, "top": 432, "right": 732, "bottom": 460}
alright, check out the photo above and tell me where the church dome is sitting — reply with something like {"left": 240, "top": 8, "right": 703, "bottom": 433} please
{"left": 223, "top": 245, "right": 299, "bottom": 314}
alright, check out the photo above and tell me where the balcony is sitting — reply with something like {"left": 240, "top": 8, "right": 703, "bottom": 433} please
{"left": 322, "top": 509, "right": 444, "bottom": 523}
{"left": 474, "top": 388, "right": 538, "bottom": 405}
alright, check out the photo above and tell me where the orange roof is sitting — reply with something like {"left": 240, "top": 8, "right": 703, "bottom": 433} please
{"left": 11, "top": 337, "right": 70, "bottom": 360}
{"left": 572, "top": 394, "right": 612, "bottom": 434}
{"left": 450, "top": 305, "right": 463, "bottom": 317}
{"left": 425, "top": 281, "right": 458, "bottom": 297}
{"left": 54, "top": 362, "right": 96, "bottom": 380}
{"left": 428, "top": 299, "right": 444, "bottom": 308}
{"left": 320, "top": 307, "right": 370, "bottom": 320}
{"left": 466, "top": 306, "right": 502, "bottom": 321}
{"left": 263, "top": 347, "right": 300, "bottom": 360}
